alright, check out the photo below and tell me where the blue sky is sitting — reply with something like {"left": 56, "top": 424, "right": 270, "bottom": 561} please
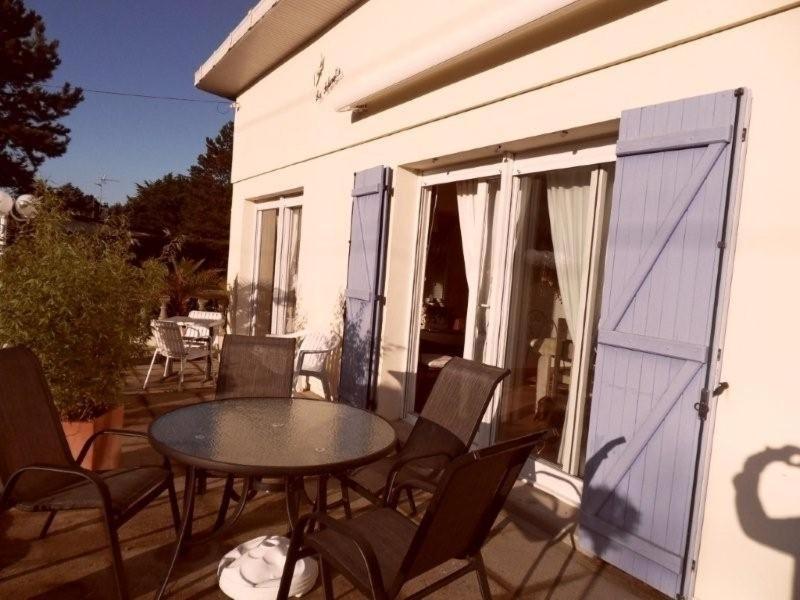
{"left": 27, "top": 0, "right": 256, "bottom": 205}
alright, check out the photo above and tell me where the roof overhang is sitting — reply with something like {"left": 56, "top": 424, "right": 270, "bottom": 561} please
{"left": 194, "top": 0, "right": 363, "bottom": 99}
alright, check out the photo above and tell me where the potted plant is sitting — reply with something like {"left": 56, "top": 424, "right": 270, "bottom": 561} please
{"left": 0, "top": 196, "right": 165, "bottom": 469}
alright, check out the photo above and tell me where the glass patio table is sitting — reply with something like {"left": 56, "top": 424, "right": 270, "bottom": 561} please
{"left": 148, "top": 397, "right": 396, "bottom": 599}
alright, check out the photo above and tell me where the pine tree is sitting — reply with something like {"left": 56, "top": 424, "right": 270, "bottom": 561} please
{"left": 0, "top": 0, "right": 83, "bottom": 192}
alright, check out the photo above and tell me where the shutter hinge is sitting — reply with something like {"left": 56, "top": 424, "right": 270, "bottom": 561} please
{"left": 741, "top": 127, "right": 748, "bottom": 142}
{"left": 717, "top": 240, "right": 726, "bottom": 249}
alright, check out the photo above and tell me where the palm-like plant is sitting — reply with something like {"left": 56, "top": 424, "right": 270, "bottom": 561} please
{"left": 164, "top": 257, "right": 224, "bottom": 315}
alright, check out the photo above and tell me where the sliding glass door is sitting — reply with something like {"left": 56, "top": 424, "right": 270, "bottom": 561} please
{"left": 499, "top": 163, "right": 614, "bottom": 476}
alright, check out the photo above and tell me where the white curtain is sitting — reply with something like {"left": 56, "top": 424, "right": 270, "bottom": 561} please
{"left": 456, "top": 180, "right": 491, "bottom": 360}
{"left": 546, "top": 167, "right": 595, "bottom": 463}
{"left": 546, "top": 168, "right": 594, "bottom": 349}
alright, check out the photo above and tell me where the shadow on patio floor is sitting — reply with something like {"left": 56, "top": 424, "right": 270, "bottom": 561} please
{"left": 0, "top": 358, "right": 665, "bottom": 599}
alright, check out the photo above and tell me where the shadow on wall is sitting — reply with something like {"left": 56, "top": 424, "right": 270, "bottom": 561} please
{"left": 578, "top": 437, "right": 641, "bottom": 560}
{"left": 734, "top": 446, "right": 800, "bottom": 600}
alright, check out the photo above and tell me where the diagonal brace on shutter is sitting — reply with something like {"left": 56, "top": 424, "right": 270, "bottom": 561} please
{"left": 583, "top": 360, "right": 703, "bottom": 515}
{"left": 601, "top": 142, "right": 728, "bottom": 331}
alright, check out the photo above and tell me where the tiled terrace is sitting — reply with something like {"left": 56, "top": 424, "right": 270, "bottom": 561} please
{"left": 0, "top": 359, "right": 664, "bottom": 599}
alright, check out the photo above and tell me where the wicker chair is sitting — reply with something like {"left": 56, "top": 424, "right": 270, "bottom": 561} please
{"left": 215, "top": 334, "right": 296, "bottom": 400}
{"left": 143, "top": 320, "right": 211, "bottom": 391}
{"left": 338, "top": 357, "right": 510, "bottom": 514}
{"left": 294, "top": 331, "right": 339, "bottom": 401}
{"left": 278, "top": 431, "right": 548, "bottom": 600}
{"left": 0, "top": 346, "right": 180, "bottom": 600}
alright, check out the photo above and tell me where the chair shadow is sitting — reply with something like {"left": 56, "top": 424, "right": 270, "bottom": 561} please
{"left": 734, "top": 445, "right": 800, "bottom": 600}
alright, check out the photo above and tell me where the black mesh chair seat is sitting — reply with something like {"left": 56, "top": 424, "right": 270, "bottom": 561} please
{"left": 307, "top": 507, "right": 416, "bottom": 591}
{"left": 17, "top": 466, "right": 170, "bottom": 514}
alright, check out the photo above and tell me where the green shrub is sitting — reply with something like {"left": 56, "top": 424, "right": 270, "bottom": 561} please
{"left": 0, "top": 196, "right": 166, "bottom": 421}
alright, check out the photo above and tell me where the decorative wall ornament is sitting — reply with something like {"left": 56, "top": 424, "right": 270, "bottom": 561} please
{"left": 313, "top": 56, "right": 342, "bottom": 102}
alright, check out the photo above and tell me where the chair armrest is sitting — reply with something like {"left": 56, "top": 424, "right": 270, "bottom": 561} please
{"left": 76, "top": 428, "right": 172, "bottom": 470}
{"left": 386, "top": 477, "right": 438, "bottom": 507}
{"left": 384, "top": 450, "right": 453, "bottom": 502}
{"left": 299, "top": 511, "right": 385, "bottom": 592}
{"left": 0, "top": 464, "right": 112, "bottom": 513}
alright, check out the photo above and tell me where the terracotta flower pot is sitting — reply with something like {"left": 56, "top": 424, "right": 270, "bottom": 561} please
{"left": 61, "top": 405, "right": 125, "bottom": 470}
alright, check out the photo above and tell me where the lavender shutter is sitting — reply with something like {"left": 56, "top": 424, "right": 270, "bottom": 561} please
{"left": 579, "top": 89, "right": 748, "bottom": 596}
{"left": 338, "top": 166, "right": 392, "bottom": 409}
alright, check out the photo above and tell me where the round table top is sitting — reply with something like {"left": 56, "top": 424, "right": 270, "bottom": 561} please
{"left": 148, "top": 398, "right": 396, "bottom": 476}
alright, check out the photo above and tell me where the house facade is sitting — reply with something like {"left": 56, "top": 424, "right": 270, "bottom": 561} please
{"left": 196, "top": 1, "right": 800, "bottom": 598}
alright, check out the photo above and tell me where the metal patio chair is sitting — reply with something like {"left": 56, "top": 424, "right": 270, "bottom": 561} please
{"left": 337, "top": 357, "right": 510, "bottom": 515}
{"left": 143, "top": 319, "right": 211, "bottom": 391}
{"left": 215, "top": 334, "right": 296, "bottom": 400}
{"left": 198, "top": 334, "right": 296, "bottom": 497}
{"left": 294, "top": 330, "right": 340, "bottom": 401}
{"left": 0, "top": 346, "right": 180, "bottom": 600}
{"left": 277, "top": 431, "right": 548, "bottom": 600}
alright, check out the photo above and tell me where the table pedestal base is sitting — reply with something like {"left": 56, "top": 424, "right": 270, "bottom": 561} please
{"left": 218, "top": 535, "right": 318, "bottom": 600}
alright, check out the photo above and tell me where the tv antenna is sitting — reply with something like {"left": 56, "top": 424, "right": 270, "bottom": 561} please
{"left": 95, "top": 175, "right": 119, "bottom": 204}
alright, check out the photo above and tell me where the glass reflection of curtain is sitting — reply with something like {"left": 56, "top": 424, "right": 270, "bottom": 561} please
{"left": 546, "top": 167, "right": 595, "bottom": 463}
{"left": 284, "top": 208, "right": 302, "bottom": 332}
{"left": 253, "top": 209, "right": 278, "bottom": 336}
{"left": 456, "top": 180, "right": 491, "bottom": 360}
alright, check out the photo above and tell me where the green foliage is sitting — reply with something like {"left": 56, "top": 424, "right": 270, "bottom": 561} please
{"left": 164, "top": 257, "right": 224, "bottom": 315}
{"left": 121, "top": 121, "right": 233, "bottom": 268}
{"left": 38, "top": 181, "right": 106, "bottom": 221}
{"left": 0, "top": 0, "right": 83, "bottom": 192}
{"left": 0, "top": 196, "right": 166, "bottom": 421}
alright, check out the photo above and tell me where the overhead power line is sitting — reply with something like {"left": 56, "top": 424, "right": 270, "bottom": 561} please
{"left": 41, "top": 83, "right": 230, "bottom": 105}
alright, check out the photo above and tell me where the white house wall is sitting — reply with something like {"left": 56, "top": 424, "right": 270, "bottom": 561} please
{"left": 225, "top": 1, "right": 800, "bottom": 598}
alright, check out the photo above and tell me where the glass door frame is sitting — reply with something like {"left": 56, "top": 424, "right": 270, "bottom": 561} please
{"left": 492, "top": 140, "right": 616, "bottom": 503}
{"left": 251, "top": 192, "right": 303, "bottom": 335}
{"left": 403, "top": 161, "right": 506, "bottom": 446}
{"left": 403, "top": 140, "right": 615, "bottom": 504}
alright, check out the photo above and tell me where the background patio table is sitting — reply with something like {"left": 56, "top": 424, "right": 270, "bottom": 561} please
{"left": 148, "top": 397, "right": 396, "bottom": 599}
{"left": 163, "top": 314, "right": 225, "bottom": 379}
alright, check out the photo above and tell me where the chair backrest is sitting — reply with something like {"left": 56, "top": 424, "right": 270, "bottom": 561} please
{"left": 297, "top": 331, "right": 339, "bottom": 373}
{"left": 396, "top": 431, "right": 548, "bottom": 590}
{"left": 188, "top": 310, "right": 223, "bottom": 321}
{"left": 215, "top": 335, "right": 296, "bottom": 400}
{"left": 151, "top": 320, "right": 186, "bottom": 357}
{"left": 419, "top": 357, "right": 510, "bottom": 447}
{"left": 0, "top": 347, "right": 77, "bottom": 502}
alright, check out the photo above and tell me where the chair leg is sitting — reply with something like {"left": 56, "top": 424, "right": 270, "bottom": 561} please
{"left": 102, "top": 515, "right": 130, "bottom": 600}
{"left": 321, "top": 374, "right": 333, "bottom": 402}
{"left": 320, "top": 559, "right": 334, "bottom": 600}
{"left": 143, "top": 350, "right": 158, "bottom": 389}
{"left": 405, "top": 488, "right": 418, "bottom": 517}
{"left": 213, "top": 475, "right": 234, "bottom": 531}
{"left": 166, "top": 476, "right": 181, "bottom": 534}
{"left": 178, "top": 357, "right": 186, "bottom": 391}
{"left": 39, "top": 510, "right": 57, "bottom": 539}
{"left": 163, "top": 357, "right": 171, "bottom": 377}
{"left": 276, "top": 534, "right": 301, "bottom": 600}
{"left": 341, "top": 481, "right": 352, "bottom": 519}
{"left": 196, "top": 469, "right": 208, "bottom": 495}
{"left": 474, "top": 554, "right": 492, "bottom": 600}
